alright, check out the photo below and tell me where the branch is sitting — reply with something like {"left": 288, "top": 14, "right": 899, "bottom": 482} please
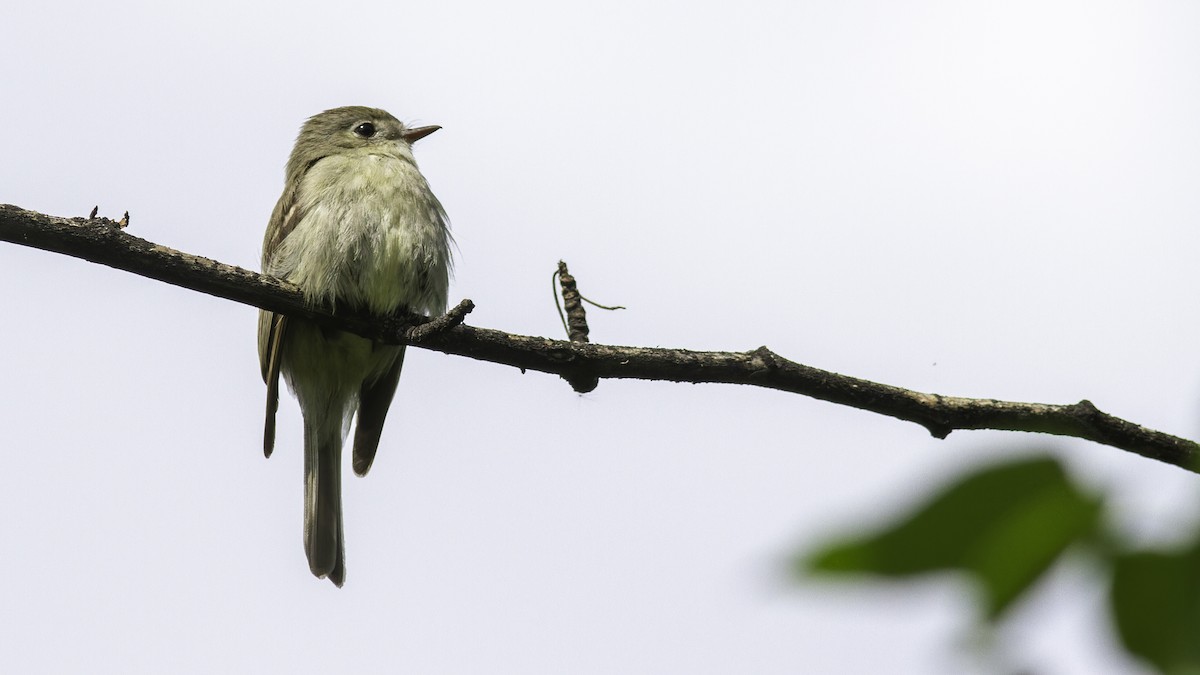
{"left": 3, "top": 203, "right": 1197, "bottom": 473}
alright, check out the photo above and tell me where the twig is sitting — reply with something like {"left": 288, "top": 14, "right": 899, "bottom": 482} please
{"left": 555, "top": 260, "right": 599, "bottom": 392}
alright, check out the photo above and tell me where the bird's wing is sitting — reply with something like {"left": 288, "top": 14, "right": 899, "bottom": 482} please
{"left": 259, "top": 311, "right": 288, "bottom": 458}
{"left": 258, "top": 184, "right": 306, "bottom": 459}
{"left": 352, "top": 345, "right": 406, "bottom": 476}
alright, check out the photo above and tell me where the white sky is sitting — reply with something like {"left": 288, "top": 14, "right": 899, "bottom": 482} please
{"left": 3, "top": 1, "right": 1198, "bottom": 673}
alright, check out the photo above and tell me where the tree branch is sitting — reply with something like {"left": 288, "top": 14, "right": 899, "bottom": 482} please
{"left": 3, "top": 203, "right": 1197, "bottom": 472}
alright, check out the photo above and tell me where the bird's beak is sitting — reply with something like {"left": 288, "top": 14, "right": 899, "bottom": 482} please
{"left": 401, "top": 125, "right": 441, "bottom": 143}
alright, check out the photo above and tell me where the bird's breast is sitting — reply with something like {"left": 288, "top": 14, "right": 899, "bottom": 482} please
{"left": 271, "top": 153, "right": 451, "bottom": 316}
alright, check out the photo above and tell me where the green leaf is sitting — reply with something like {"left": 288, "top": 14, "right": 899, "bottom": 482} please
{"left": 1111, "top": 544, "right": 1200, "bottom": 675}
{"left": 804, "top": 455, "right": 1102, "bottom": 618}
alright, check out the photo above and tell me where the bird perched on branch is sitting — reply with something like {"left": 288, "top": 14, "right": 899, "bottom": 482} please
{"left": 258, "top": 106, "right": 452, "bottom": 586}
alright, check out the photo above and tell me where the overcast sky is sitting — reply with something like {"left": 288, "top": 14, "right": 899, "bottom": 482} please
{"left": 3, "top": 1, "right": 1199, "bottom": 673}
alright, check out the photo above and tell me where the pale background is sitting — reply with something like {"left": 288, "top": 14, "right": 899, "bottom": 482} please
{"left": 3, "top": 1, "right": 1199, "bottom": 673}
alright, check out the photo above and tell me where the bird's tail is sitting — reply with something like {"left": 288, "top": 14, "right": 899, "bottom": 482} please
{"left": 304, "top": 417, "right": 345, "bottom": 587}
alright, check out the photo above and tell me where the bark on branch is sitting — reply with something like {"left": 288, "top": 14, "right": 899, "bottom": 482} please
{"left": 2, "top": 203, "right": 1197, "bottom": 472}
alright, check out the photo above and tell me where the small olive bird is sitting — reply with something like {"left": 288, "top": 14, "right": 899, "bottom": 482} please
{"left": 258, "top": 106, "right": 451, "bottom": 586}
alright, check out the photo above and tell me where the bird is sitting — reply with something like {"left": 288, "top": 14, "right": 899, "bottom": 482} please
{"left": 257, "top": 106, "right": 452, "bottom": 586}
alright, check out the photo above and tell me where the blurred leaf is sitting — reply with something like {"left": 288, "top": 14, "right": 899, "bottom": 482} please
{"left": 804, "top": 455, "right": 1102, "bottom": 618}
{"left": 1111, "top": 541, "right": 1200, "bottom": 675}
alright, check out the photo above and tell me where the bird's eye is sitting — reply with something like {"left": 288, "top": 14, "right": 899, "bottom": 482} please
{"left": 353, "top": 122, "right": 377, "bottom": 138}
